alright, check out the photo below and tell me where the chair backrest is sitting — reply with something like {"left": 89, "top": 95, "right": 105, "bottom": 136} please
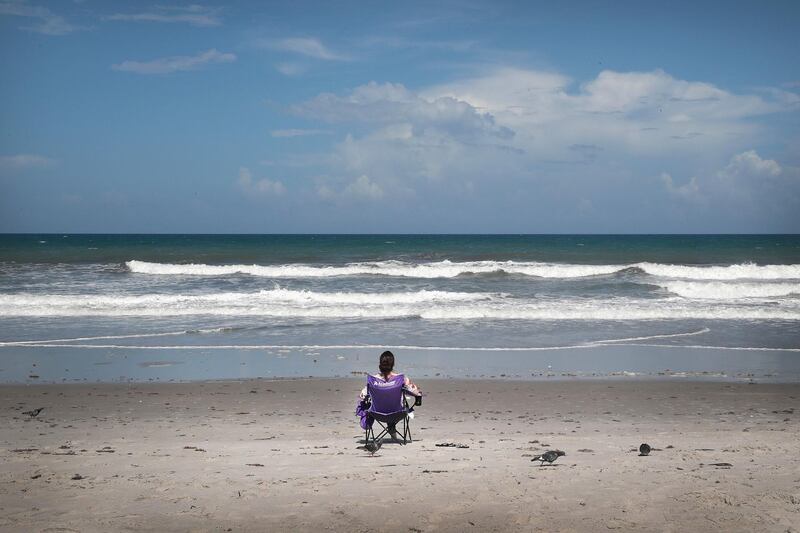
{"left": 366, "top": 374, "right": 405, "bottom": 415}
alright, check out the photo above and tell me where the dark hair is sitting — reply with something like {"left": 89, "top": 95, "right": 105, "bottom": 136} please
{"left": 378, "top": 350, "right": 395, "bottom": 376}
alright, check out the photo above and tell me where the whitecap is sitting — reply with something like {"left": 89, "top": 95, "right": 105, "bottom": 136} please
{"left": 125, "top": 259, "right": 800, "bottom": 281}
{"left": 661, "top": 281, "right": 800, "bottom": 299}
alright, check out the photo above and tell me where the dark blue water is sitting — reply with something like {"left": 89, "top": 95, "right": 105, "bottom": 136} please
{"left": 2, "top": 234, "right": 799, "bottom": 264}
{"left": 1, "top": 234, "right": 798, "bottom": 383}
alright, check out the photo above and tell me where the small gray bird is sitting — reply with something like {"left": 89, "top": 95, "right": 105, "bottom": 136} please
{"left": 22, "top": 407, "right": 44, "bottom": 418}
{"left": 531, "top": 450, "right": 566, "bottom": 466}
{"left": 365, "top": 439, "right": 382, "bottom": 456}
{"left": 639, "top": 443, "right": 651, "bottom": 456}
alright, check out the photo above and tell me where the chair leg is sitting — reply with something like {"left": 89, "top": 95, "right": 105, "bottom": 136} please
{"left": 367, "top": 419, "right": 415, "bottom": 446}
{"left": 366, "top": 424, "right": 383, "bottom": 445}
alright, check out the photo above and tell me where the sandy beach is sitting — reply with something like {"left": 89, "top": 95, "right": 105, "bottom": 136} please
{"left": 1, "top": 378, "right": 799, "bottom": 532}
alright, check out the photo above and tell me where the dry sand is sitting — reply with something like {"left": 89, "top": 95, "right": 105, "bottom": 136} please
{"left": 1, "top": 378, "right": 799, "bottom": 532}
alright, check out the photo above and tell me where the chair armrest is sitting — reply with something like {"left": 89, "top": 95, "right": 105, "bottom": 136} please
{"left": 403, "top": 388, "right": 422, "bottom": 407}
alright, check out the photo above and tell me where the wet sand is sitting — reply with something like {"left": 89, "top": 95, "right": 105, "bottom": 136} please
{"left": 1, "top": 378, "right": 799, "bottom": 532}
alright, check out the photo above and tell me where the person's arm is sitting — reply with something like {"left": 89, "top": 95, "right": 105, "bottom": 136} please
{"left": 403, "top": 376, "right": 421, "bottom": 395}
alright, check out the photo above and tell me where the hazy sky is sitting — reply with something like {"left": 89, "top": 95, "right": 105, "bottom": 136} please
{"left": 1, "top": 0, "right": 799, "bottom": 233}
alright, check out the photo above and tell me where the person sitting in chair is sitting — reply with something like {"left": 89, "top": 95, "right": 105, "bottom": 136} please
{"left": 357, "top": 351, "right": 421, "bottom": 434}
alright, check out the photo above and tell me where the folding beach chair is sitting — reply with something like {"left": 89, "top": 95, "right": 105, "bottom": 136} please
{"left": 364, "top": 374, "right": 419, "bottom": 447}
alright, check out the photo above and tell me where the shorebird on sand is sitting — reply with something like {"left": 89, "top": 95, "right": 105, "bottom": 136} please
{"left": 531, "top": 450, "right": 566, "bottom": 466}
{"left": 365, "top": 439, "right": 382, "bottom": 456}
{"left": 22, "top": 407, "right": 44, "bottom": 418}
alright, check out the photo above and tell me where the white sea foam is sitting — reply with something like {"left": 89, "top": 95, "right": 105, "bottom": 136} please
{"left": 595, "top": 328, "right": 711, "bottom": 343}
{"left": 256, "top": 287, "right": 494, "bottom": 304}
{"left": 125, "top": 259, "right": 625, "bottom": 278}
{"left": 414, "top": 304, "right": 799, "bottom": 321}
{"left": 1, "top": 290, "right": 797, "bottom": 319}
{"left": 0, "top": 327, "right": 706, "bottom": 348}
{"left": 661, "top": 281, "right": 800, "bottom": 299}
{"left": 3, "top": 342, "right": 799, "bottom": 352}
{"left": 0, "top": 289, "right": 495, "bottom": 317}
{"left": 635, "top": 262, "right": 800, "bottom": 280}
{"left": 126, "top": 259, "right": 800, "bottom": 280}
{"left": 0, "top": 326, "right": 233, "bottom": 345}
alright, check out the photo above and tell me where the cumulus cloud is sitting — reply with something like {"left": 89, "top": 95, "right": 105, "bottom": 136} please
{"left": 280, "top": 67, "right": 798, "bottom": 231}
{"left": 106, "top": 5, "right": 222, "bottom": 27}
{"left": 0, "top": 1, "right": 80, "bottom": 35}
{"left": 111, "top": 49, "right": 236, "bottom": 75}
{"left": 262, "top": 37, "right": 349, "bottom": 61}
{"left": 0, "top": 153, "right": 54, "bottom": 169}
{"left": 237, "top": 167, "right": 285, "bottom": 196}
{"left": 704, "top": 150, "right": 787, "bottom": 208}
{"left": 718, "top": 150, "right": 781, "bottom": 180}
{"left": 316, "top": 175, "right": 385, "bottom": 202}
{"left": 660, "top": 172, "right": 699, "bottom": 199}
{"left": 660, "top": 150, "right": 782, "bottom": 200}
{"left": 707, "top": 151, "right": 797, "bottom": 229}
{"left": 291, "top": 69, "right": 797, "bottom": 195}
{"left": 293, "top": 81, "right": 513, "bottom": 141}
{"left": 343, "top": 175, "right": 384, "bottom": 199}
{"left": 424, "top": 67, "right": 790, "bottom": 157}
{"left": 294, "top": 68, "right": 793, "bottom": 176}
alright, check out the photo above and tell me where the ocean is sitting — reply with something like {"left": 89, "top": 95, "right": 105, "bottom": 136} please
{"left": 1, "top": 234, "right": 799, "bottom": 383}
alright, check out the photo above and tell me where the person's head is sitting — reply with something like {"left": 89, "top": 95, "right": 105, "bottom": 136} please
{"left": 378, "top": 350, "right": 395, "bottom": 376}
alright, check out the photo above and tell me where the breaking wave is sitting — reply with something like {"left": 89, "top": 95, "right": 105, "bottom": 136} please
{"left": 1, "top": 289, "right": 797, "bottom": 319}
{"left": 635, "top": 262, "right": 800, "bottom": 280}
{"left": 0, "top": 288, "right": 495, "bottom": 317}
{"left": 126, "top": 259, "right": 800, "bottom": 280}
{"left": 662, "top": 281, "right": 800, "bottom": 299}
{"left": 125, "top": 259, "right": 625, "bottom": 278}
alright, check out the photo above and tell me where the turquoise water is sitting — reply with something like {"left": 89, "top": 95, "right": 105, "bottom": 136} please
{"left": 2, "top": 234, "right": 799, "bottom": 264}
{"left": 1, "top": 234, "right": 799, "bottom": 382}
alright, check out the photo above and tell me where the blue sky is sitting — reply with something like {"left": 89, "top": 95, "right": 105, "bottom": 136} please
{"left": 1, "top": 0, "right": 799, "bottom": 233}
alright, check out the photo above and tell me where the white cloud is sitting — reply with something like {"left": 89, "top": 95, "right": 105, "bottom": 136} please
{"left": 297, "top": 67, "right": 789, "bottom": 163}
{"left": 660, "top": 172, "right": 699, "bottom": 199}
{"left": 106, "top": 5, "right": 222, "bottom": 27}
{"left": 0, "top": 1, "right": 80, "bottom": 35}
{"left": 279, "top": 67, "right": 799, "bottom": 230}
{"left": 270, "top": 129, "right": 330, "bottom": 138}
{"left": 263, "top": 37, "right": 349, "bottom": 61}
{"left": 289, "top": 68, "right": 797, "bottom": 200}
{"left": 422, "top": 67, "right": 788, "bottom": 157}
{"left": 343, "top": 175, "right": 384, "bottom": 199}
{"left": 0, "top": 153, "right": 54, "bottom": 169}
{"left": 316, "top": 175, "right": 385, "bottom": 202}
{"left": 293, "top": 81, "right": 513, "bottom": 141}
{"left": 275, "top": 62, "right": 305, "bottom": 76}
{"left": 660, "top": 150, "right": 785, "bottom": 207}
{"left": 701, "top": 150, "right": 797, "bottom": 229}
{"left": 237, "top": 167, "right": 285, "bottom": 196}
{"left": 719, "top": 150, "right": 781, "bottom": 180}
{"left": 111, "top": 49, "right": 236, "bottom": 75}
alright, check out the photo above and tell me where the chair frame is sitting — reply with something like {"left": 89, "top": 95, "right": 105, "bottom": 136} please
{"left": 364, "top": 391, "right": 414, "bottom": 446}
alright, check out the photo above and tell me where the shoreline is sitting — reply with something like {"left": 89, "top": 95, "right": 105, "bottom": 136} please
{"left": 3, "top": 343, "right": 800, "bottom": 385}
{"left": 3, "top": 371, "right": 798, "bottom": 386}
{"left": 2, "top": 378, "right": 798, "bottom": 531}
